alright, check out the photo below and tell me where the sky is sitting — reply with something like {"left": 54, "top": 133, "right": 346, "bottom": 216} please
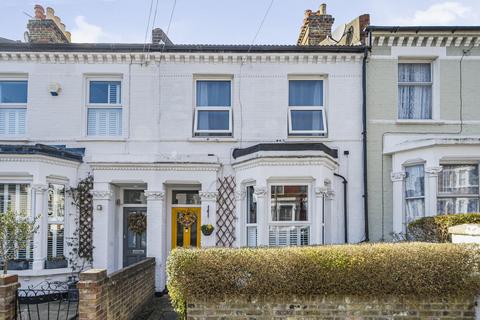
{"left": 1, "top": 0, "right": 480, "bottom": 44}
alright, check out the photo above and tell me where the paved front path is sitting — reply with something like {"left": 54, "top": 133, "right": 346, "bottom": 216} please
{"left": 145, "top": 295, "right": 179, "bottom": 320}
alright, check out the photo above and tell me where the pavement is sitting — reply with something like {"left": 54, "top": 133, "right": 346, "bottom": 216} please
{"left": 141, "top": 294, "right": 179, "bottom": 320}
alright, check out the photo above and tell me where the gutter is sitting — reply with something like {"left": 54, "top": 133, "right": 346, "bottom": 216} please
{"left": 333, "top": 173, "right": 348, "bottom": 243}
{"left": 362, "top": 46, "right": 369, "bottom": 242}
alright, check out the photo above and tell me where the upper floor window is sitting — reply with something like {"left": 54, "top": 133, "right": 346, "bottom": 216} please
{"left": 404, "top": 165, "right": 425, "bottom": 224}
{"left": 438, "top": 164, "right": 479, "bottom": 214}
{"left": 288, "top": 79, "right": 326, "bottom": 136}
{"left": 398, "top": 63, "right": 432, "bottom": 120}
{"left": 194, "top": 80, "right": 232, "bottom": 136}
{"left": 87, "top": 80, "right": 122, "bottom": 137}
{"left": 0, "top": 80, "right": 27, "bottom": 136}
{"left": 269, "top": 185, "right": 309, "bottom": 246}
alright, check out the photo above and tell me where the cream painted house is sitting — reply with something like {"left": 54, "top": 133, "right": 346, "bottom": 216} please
{"left": 366, "top": 26, "right": 480, "bottom": 240}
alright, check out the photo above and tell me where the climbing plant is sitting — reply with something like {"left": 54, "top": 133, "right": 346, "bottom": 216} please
{"left": 67, "top": 174, "right": 94, "bottom": 274}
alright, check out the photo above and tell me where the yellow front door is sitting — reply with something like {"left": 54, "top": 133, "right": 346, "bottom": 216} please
{"left": 172, "top": 207, "right": 201, "bottom": 248}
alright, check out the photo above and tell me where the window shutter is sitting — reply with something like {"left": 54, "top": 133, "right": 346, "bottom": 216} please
{"left": 0, "top": 109, "right": 25, "bottom": 135}
{"left": 247, "top": 226, "right": 257, "bottom": 247}
{"left": 108, "top": 83, "right": 120, "bottom": 104}
{"left": 88, "top": 108, "right": 122, "bottom": 136}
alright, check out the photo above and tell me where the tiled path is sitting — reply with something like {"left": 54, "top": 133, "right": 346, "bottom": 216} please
{"left": 142, "top": 295, "right": 179, "bottom": 320}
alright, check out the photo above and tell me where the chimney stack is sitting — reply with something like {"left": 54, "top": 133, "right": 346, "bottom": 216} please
{"left": 26, "top": 5, "right": 71, "bottom": 44}
{"left": 151, "top": 28, "right": 173, "bottom": 45}
{"left": 297, "top": 3, "right": 335, "bottom": 45}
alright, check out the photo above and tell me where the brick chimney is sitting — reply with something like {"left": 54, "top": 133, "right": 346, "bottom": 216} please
{"left": 26, "top": 5, "right": 71, "bottom": 43}
{"left": 297, "top": 3, "right": 335, "bottom": 45}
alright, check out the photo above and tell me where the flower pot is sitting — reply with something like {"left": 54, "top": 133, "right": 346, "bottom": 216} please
{"left": 45, "top": 259, "right": 68, "bottom": 269}
{"left": 7, "top": 260, "right": 30, "bottom": 270}
{"left": 201, "top": 224, "right": 214, "bottom": 236}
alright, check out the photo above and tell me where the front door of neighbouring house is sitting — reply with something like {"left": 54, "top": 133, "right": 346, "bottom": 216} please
{"left": 123, "top": 207, "right": 147, "bottom": 267}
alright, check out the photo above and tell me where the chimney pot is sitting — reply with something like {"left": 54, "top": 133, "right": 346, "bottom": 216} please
{"left": 27, "top": 5, "right": 71, "bottom": 43}
{"left": 297, "top": 3, "right": 335, "bottom": 45}
{"left": 319, "top": 3, "right": 327, "bottom": 15}
{"left": 34, "top": 4, "right": 45, "bottom": 19}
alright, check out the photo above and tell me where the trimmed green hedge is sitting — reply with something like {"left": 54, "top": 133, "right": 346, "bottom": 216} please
{"left": 408, "top": 213, "right": 480, "bottom": 242}
{"left": 167, "top": 243, "right": 480, "bottom": 314}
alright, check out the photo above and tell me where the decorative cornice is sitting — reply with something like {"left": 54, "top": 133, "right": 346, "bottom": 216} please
{"left": 0, "top": 154, "right": 80, "bottom": 168}
{"left": 31, "top": 184, "right": 48, "bottom": 193}
{"left": 253, "top": 186, "right": 267, "bottom": 198}
{"left": 391, "top": 171, "right": 406, "bottom": 182}
{"left": 233, "top": 157, "right": 338, "bottom": 172}
{"left": 0, "top": 51, "right": 363, "bottom": 64}
{"left": 144, "top": 191, "right": 165, "bottom": 201}
{"left": 425, "top": 166, "right": 443, "bottom": 176}
{"left": 199, "top": 191, "right": 218, "bottom": 201}
{"left": 91, "top": 190, "right": 113, "bottom": 200}
{"left": 90, "top": 163, "right": 220, "bottom": 172}
{"left": 371, "top": 34, "right": 480, "bottom": 48}
{"left": 314, "top": 187, "right": 335, "bottom": 199}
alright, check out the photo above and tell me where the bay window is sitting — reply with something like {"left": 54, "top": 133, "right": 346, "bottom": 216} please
{"left": 87, "top": 80, "right": 122, "bottom": 136}
{"left": 269, "top": 185, "right": 309, "bottom": 246}
{"left": 398, "top": 63, "right": 432, "bottom": 120}
{"left": 0, "top": 80, "right": 27, "bottom": 136}
{"left": 0, "top": 183, "right": 32, "bottom": 262}
{"left": 288, "top": 79, "right": 326, "bottom": 136}
{"left": 404, "top": 165, "right": 425, "bottom": 224}
{"left": 194, "top": 80, "right": 232, "bottom": 136}
{"left": 47, "top": 184, "right": 66, "bottom": 260}
{"left": 245, "top": 186, "right": 257, "bottom": 247}
{"left": 438, "top": 164, "right": 479, "bottom": 214}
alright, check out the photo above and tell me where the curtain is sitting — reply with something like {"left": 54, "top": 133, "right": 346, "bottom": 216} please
{"left": 289, "top": 80, "right": 323, "bottom": 106}
{"left": 404, "top": 165, "right": 425, "bottom": 222}
{"left": 438, "top": 165, "right": 479, "bottom": 195}
{"left": 291, "top": 110, "right": 323, "bottom": 131}
{"left": 398, "top": 63, "right": 432, "bottom": 119}
{"left": 197, "top": 110, "right": 229, "bottom": 130}
{"left": 196, "top": 81, "right": 231, "bottom": 106}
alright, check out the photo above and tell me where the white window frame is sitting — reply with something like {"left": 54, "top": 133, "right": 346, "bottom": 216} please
{"left": 437, "top": 163, "right": 480, "bottom": 214}
{"left": 47, "top": 183, "right": 66, "bottom": 259}
{"left": 288, "top": 77, "right": 327, "bottom": 136}
{"left": 193, "top": 78, "right": 233, "bottom": 135}
{"left": 245, "top": 184, "right": 257, "bottom": 247}
{"left": 0, "top": 77, "right": 28, "bottom": 137}
{"left": 85, "top": 76, "right": 124, "bottom": 138}
{"left": 397, "top": 60, "right": 434, "bottom": 120}
{"left": 403, "top": 164, "right": 425, "bottom": 225}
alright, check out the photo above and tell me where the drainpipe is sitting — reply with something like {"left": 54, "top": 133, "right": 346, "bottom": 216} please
{"left": 334, "top": 173, "right": 348, "bottom": 243}
{"left": 362, "top": 46, "right": 369, "bottom": 242}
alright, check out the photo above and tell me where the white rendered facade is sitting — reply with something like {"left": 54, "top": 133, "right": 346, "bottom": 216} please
{"left": 0, "top": 47, "right": 365, "bottom": 290}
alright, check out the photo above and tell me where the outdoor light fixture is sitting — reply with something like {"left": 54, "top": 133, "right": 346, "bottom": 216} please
{"left": 96, "top": 204, "right": 103, "bottom": 211}
{"left": 49, "top": 83, "right": 61, "bottom": 96}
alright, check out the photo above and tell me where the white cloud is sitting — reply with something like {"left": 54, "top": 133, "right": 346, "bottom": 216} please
{"left": 396, "top": 2, "right": 478, "bottom": 25}
{"left": 71, "top": 16, "right": 109, "bottom": 43}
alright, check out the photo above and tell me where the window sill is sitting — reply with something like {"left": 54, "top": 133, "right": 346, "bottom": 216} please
{"left": 396, "top": 120, "right": 445, "bottom": 125}
{"left": 286, "top": 136, "right": 329, "bottom": 141}
{"left": 76, "top": 137, "right": 127, "bottom": 142}
{"left": 188, "top": 137, "right": 237, "bottom": 142}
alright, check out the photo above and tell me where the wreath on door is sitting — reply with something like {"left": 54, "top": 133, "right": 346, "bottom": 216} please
{"left": 177, "top": 209, "right": 198, "bottom": 228}
{"left": 128, "top": 212, "right": 147, "bottom": 235}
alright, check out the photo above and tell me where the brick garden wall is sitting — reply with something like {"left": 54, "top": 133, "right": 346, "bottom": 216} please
{"left": 78, "top": 258, "right": 155, "bottom": 320}
{"left": 187, "top": 295, "right": 478, "bottom": 320}
{"left": 0, "top": 275, "right": 20, "bottom": 320}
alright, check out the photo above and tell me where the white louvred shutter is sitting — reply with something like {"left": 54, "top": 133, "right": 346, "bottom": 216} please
{"left": 247, "top": 226, "right": 257, "bottom": 247}
{"left": 88, "top": 108, "right": 122, "bottom": 136}
{"left": 0, "top": 109, "right": 26, "bottom": 135}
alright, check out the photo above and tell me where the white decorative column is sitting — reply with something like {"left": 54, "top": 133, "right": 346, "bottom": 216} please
{"left": 253, "top": 186, "right": 268, "bottom": 246}
{"left": 32, "top": 184, "right": 48, "bottom": 271}
{"left": 144, "top": 190, "right": 165, "bottom": 292}
{"left": 91, "top": 188, "right": 114, "bottom": 272}
{"left": 199, "top": 191, "right": 218, "bottom": 248}
{"left": 425, "top": 167, "right": 442, "bottom": 217}
{"left": 391, "top": 171, "right": 406, "bottom": 234}
{"left": 234, "top": 189, "right": 246, "bottom": 247}
{"left": 314, "top": 187, "right": 326, "bottom": 245}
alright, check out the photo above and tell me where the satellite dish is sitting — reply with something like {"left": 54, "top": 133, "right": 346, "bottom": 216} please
{"left": 23, "top": 31, "right": 30, "bottom": 43}
{"left": 331, "top": 23, "right": 346, "bottom": 42}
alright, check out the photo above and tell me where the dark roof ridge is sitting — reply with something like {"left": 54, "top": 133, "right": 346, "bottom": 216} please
{"left": 0, "top": 144, "right": 83, "bottom": 162}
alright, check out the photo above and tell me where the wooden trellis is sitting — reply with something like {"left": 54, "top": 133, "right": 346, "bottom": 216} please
{"left": 216, "top": 176, "right": 236, "bottom": 247}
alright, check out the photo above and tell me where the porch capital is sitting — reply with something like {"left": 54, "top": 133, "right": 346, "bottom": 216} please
{"left": 31, "top": 184, "right": 48, "bottom": 193}
{"left": 91, "top": 190, "right": 113, "bottom": 200}
{"left": 390, "top": 171, "right": 406, "bottom": 182}
{"left": 144, "top": 191, "right": 165, "bottom": 201}
{"left": 199, "top": 191, "right": 218, "bottom": 201}
{"left": 425, "top": 166, "right": 443, "bottom": 176}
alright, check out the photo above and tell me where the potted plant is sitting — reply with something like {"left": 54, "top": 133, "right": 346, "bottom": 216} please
{"left": 7, "top": 259, "right": 30, "bottom": 270}
{"left": 0, "top": 209, "right": 39, "bottom": 274}
{"left": 45, "top": 255, "right": 68, "bottom": 269}
{"left": 201, "top": 224, "right": 215, "bottom": 236}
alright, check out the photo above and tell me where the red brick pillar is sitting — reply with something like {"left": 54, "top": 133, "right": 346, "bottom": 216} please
{"left": 78, "top": 269, "right": 108, "bottom": 320}
{"left": 0, "top": 274, "right": 20, "bottom": 320}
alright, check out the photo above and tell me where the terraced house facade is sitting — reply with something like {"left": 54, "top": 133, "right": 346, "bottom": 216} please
{"left": 1, "top": 3, "right": 480, "bottom": 293}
